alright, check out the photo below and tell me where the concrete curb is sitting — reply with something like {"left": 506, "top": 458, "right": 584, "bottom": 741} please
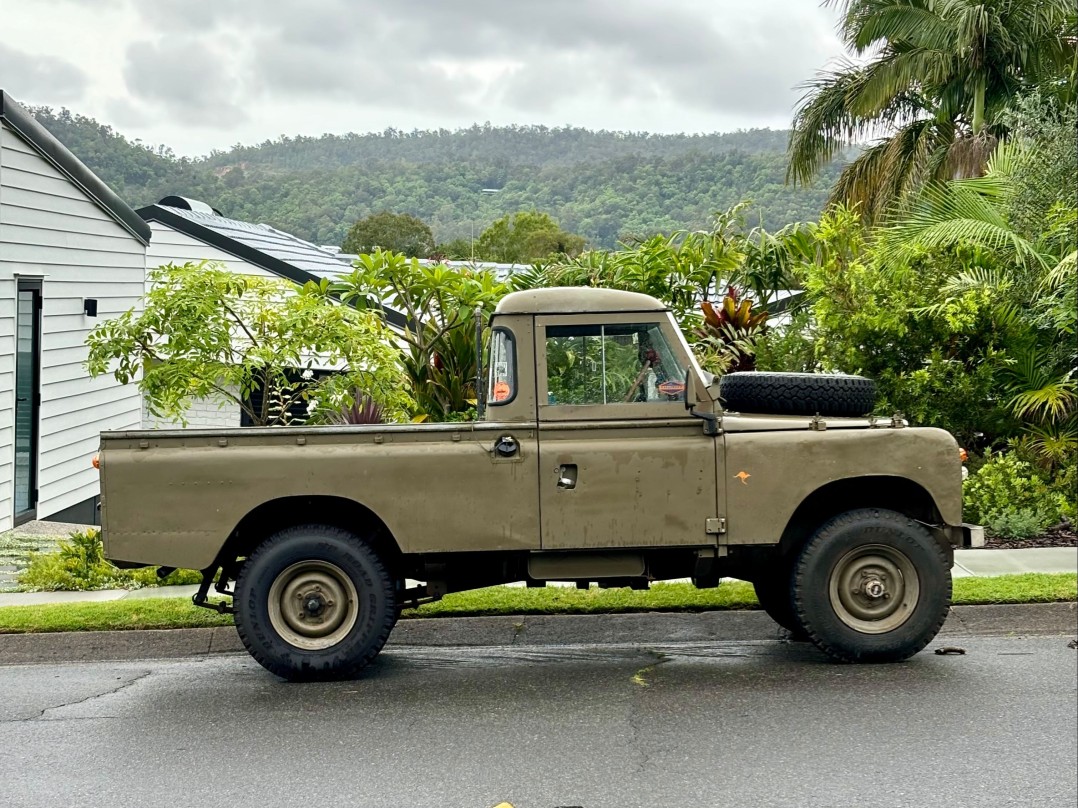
{"left": 0, "top": 602, "right": 1074, "bottom": 666}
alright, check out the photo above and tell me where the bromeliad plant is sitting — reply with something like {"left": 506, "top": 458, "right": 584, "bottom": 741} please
{"left": 694, "top": 286, "right": 769, "bottom": 375}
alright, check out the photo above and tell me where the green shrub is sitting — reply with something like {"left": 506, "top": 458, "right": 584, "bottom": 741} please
{"left": 18, "top": 529, "right": 201, "bottom": 592}
{"left": 1048, "top": 461, "right": 1077, "bottom": 523}
{"left": 963, "top": 452, "right": 1070, "bottom": 539}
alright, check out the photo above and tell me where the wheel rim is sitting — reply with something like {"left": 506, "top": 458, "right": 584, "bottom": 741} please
{"left": 828, "top": 543, "right": 920, "bottom": 634}
{"left": 267, "top": 560, "right": 359, "bottom": 651}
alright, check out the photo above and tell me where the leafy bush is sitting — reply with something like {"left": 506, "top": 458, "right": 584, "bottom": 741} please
{"left": 963, "top": 453, "right": 1071, "bottom": 539}
{"left": 18, "top": 529, "right": 201, "bottom": 592}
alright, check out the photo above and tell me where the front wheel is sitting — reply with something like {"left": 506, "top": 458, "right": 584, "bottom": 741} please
{"left": 235, "top": 525, "right": 398, "bottom": 681}
{"left": 792, "top": 509, "right": 951, "bottom": 663}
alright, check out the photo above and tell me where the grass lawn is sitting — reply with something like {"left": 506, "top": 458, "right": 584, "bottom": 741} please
{"left": 0, "top": 573, "right": 1073, "bottom": 635}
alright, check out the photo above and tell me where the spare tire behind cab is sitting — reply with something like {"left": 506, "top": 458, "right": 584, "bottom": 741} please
{"left": 718, "top": 371, "right": 877, "bottom": 418}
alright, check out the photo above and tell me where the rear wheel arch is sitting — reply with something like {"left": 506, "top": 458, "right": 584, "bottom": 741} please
{"left": 218, "top": 496, "right": 404, "bottom": 575}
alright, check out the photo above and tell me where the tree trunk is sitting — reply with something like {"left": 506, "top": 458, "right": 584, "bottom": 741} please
{"left": 972, "top": 75, "right": 986, "bottom": 135}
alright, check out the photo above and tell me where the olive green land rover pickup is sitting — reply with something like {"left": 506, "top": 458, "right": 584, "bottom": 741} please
{"left": 98, "top": 288, "right": 974, "bottom": 680}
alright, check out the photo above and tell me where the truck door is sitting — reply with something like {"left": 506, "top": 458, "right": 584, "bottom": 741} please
{"left": 535, "top": 314, "right": 721, "bottom": 550}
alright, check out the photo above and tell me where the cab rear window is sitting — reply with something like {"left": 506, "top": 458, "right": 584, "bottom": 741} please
{"left": 487, "top": 328, "right": 516, "bottom": 405}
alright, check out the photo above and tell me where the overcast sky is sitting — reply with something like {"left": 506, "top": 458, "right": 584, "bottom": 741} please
{"left": 1, "top": 0, "right": 844, "bottom": 157}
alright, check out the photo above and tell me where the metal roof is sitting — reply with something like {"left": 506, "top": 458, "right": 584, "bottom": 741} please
{"left": 142, "top": 204, "right": 355, "bottom": 280}
{"left": 138, "top": 202, "right": 406, "bottom": 329}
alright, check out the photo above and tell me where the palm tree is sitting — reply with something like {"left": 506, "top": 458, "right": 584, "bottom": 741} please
{"left": 788, "top": 0, "right": 1076, "bottom": 222}
{"left": 875, "top": 143, "right": 1077, "bottom": 466}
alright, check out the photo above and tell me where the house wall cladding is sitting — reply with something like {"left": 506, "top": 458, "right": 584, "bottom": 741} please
{"left": 141, "top": 392, "right": 241, "bottom": 430}
{"left": 141, "top": 221, "right": 276, "bottom": 430}
{"left": 0, "top": 121, "right": 145, "bottom": 531}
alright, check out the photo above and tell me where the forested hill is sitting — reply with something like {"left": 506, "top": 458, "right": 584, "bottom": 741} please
{"left": 30, "top": 108, "right": 845, "bottom": 249}
{"left": 202, "top": 125, "right": 797, "bottom": 170}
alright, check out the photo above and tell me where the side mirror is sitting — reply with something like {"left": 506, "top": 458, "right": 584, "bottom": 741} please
{"left": 684, "top": 368, "right": 695, "bottom": 411}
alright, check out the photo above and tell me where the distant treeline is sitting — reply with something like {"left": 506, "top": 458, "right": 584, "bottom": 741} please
{"left": 31, "top": 108, "right": 846, "bottom": 248}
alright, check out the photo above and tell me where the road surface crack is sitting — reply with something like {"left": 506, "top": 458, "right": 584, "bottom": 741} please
{"left": 628, "top": 650, "right": 670, "bottom": 774}
{"left": 16, "top": 671, "right": 152, "bottom": 723}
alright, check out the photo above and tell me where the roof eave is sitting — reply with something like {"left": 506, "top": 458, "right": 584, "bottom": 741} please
{"left": 0, "top": 90, "right": 151, "bottom": 245}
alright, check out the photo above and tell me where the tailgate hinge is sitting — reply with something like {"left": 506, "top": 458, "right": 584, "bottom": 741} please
{"left": 705, "top": 517, "right": 727, "bottom": 535}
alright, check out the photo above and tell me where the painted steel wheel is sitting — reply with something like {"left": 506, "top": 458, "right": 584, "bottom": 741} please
{"left": 235, "top": 525, "right": 397, "bottom": 681}
{"left": 792, "top": 508, "right": 951, "bottom": 663}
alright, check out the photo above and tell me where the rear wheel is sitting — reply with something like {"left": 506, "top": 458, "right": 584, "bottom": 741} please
{"left": 235, "top": 524, "right": 398, "bottom": 681}
{"left": 792, "top": 509, "right": 951, "bottom": 663}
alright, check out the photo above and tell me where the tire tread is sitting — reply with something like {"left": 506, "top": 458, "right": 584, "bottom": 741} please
{"left": 792, "top": 508, "right": 951, "bottom": 663}
{"left": 719, "top": 372, "right": 876, "bottom": 417}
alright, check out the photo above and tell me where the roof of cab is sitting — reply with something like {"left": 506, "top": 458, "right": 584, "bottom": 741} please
{"left": 494, "top": 287, "right": 668, "bottom": 315}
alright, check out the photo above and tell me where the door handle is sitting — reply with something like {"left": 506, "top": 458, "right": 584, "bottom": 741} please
{"left": 557, "top": 464, "right": 578, "bottom": 489}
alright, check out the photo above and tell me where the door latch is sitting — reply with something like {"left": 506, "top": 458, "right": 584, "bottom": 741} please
{"left": 557, "top": 464, "right": 578, "bottom": 489}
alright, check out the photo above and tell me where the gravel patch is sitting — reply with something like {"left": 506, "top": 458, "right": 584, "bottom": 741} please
{"left": 0, "top": 521, "right": 86, "bottom": 593}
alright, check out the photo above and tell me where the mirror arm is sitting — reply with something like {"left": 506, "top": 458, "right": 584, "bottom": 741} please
{"left": 690, "top": 407, "right": 720, "bottom": 436}
{"left": 684, "top": 367, "right": 719, "bottom": 435}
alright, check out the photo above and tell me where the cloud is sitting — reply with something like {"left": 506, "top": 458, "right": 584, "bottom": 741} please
{"left": 2, "top": 0, "right": 844, "bottom": 152}
{"left": 121, "top": 38, "right": 249, "bottom": 125}
{"left": 104, "top": 96, "right": 150, "bottom": 128}
{"left": 0, "top": 41, "right": 89, "bottom": 103}
{"left": 120, "top": 0, "right": 838, "bottom": 125}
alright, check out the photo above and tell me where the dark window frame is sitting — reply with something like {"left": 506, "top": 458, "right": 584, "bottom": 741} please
{"left": 487, "top": 326, "right": 518, "bottom": 407}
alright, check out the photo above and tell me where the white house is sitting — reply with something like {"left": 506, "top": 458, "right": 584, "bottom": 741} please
{"left": 0, "top": 90, "right": 151, "bottom": 530}
{"left": 138, "top": 197, "right": 408, "bottom": 428}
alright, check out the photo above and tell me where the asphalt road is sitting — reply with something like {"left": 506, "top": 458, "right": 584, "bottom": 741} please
{"left": 1, "top": 635, "right": 1075, "bottom": 808}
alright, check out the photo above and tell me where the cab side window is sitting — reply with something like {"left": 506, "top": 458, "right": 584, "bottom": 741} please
{"left": 545, "top": 323, "right": 685, "bottom": 405}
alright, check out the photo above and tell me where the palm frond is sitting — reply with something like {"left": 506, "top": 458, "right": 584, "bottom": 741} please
{"left": 829, "top": 117, "right": 943, "bottom": 221}
{"left": 1003, "top": 346, "right": 1078, "bottom": 424}
{"left": 1039, "top": 250, "right": 1077, "bottom": 294}
{"left": 853, "top": 3, "right": 953, "bottom": 52}
{"left": 1008, "top": 380, "right": 1078, "bottom": 422}
{"left": 787, "top": 62, "right": 873, "bottom": 186}
{"left": 877, "top": 164, "right": 1049, "bottom": 266}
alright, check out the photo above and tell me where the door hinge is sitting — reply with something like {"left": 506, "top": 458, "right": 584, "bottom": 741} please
{"left": 705, "top": 517, "right": 727, "bottom": 535}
